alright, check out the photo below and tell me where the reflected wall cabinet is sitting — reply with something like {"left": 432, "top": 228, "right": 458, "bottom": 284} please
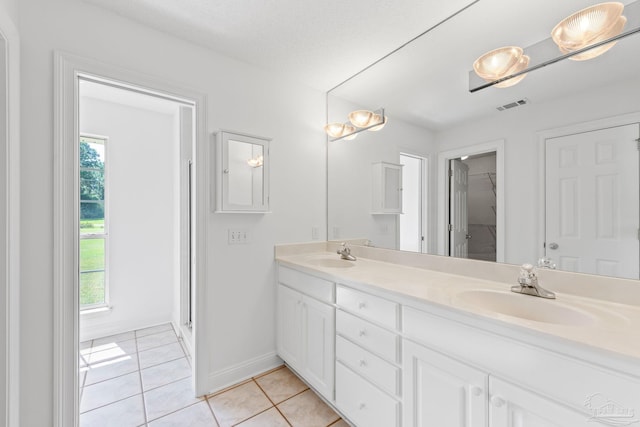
{"left": 372, "top": 162, "right": 403, "bottom": 214}
{"left": 214, "top": 130, "right": 270, "bottom": 213}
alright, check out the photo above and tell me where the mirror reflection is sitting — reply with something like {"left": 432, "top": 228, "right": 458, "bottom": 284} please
{"left": 327, "top": 0, "right": 640, "bottom": 280}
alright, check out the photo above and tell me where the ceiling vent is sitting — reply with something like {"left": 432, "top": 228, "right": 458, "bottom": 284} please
{"left": 496, "top": 98, "right": 529, "bottom": 111}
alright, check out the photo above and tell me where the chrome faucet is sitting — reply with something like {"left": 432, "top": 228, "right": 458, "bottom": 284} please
{"left": 337, "top": 242, "right": 357, "bottom": 261}
{"left": 511, "top": 264, "right": 555, "bottom": 299}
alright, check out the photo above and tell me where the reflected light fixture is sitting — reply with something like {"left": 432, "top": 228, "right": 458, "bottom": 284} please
{"left": 348, "top": 110, "right": 375, "bottom": 127}
{"left": 324, "top": 108, "right": 387, "bottom": 141}
{"left": 247, "top": 155, "right": 264, "bottom": 168}
{"left": 551, "top": 2, "right": 626, "bottom": 60}
{"left": 473, "top": 46, "right": 529, "bottom": 88}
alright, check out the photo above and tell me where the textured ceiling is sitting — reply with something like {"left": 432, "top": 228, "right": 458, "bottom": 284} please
{"left": 84, "top": 0, "right": 478, "bottom": 91}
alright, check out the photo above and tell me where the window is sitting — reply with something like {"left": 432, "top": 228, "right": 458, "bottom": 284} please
{"left": 79, "top": 135, "right": 108, "bottom": 309}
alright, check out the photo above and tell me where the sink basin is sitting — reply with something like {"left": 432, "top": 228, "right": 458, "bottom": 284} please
{"left": 306, "top": 258, "right": 355, "bottom": 269}
{"left": 455, "top": 290, "right": 598, "bottom": 326}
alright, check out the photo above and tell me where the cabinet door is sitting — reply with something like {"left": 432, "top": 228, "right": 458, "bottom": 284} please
{"left": 277, "top": 284, "right": 303, "bottom": 369}
{"left": 302, "top": 295, "right": 335, "bottom": 399}
{"left": 403, "top": 340, "right": 488, "bottom": 427}
{"left": 489, "top": 377, "right": 604, "bottom": 427}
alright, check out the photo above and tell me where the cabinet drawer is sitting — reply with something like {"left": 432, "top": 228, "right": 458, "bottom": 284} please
{"left": 278, "top": 266, "right": 334, "bottom": 303}
{"left": 337, "top": 285, "right": 399, "bottom": 330}
{"left": 337, "top": 310, "right": 399, "bottom": 362}
{"left": 336, "top": 335, "right": 400, "bottom": 397}
{"left": 336, "top": 362, "right": 399, "bottom": 427}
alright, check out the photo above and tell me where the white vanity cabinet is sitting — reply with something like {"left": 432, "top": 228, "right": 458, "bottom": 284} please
{"left": 276, "top": 266, "right": 335, "bottom": 400}
{"left": 335, "top": 285, "right": 402, "bottom": 427}
{"left": 403, "top": 339, "right": 487, "bottom": 427}
{"left": 402, "top": 306, "right": 640, "bottom": 427}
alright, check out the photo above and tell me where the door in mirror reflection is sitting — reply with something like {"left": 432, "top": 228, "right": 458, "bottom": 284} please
{"left": 400, "top": 153, "right": 427, "bottom": 253}
{"left": 545, "top": 124, "right": 640, "bottom": 279}
{"left": 449, "top": 153, "right": 497, "bottom": 261}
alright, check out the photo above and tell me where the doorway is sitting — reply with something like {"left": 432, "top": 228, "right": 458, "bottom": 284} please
{"left": 438, "top": 140, "right": 504, "bottom": 261}
{"left": 54, "top": 52, "right": 209, "bottom": 427}
{"left": 449, "top": 153, "right": 497, "bottom": 261}
{"left": 77, "top": 78, "right": 196, "bottom": 422}
{"left": 399, "top": 153, "right": 428, "bottom": 253}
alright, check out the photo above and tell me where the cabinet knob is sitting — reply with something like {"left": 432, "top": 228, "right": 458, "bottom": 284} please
{"left": 358, "top": 302, "right": 366, "bottom": 309}
{"left": 359, "top": 402, "right": 366, "bottom": 410}
{"left": 359, "top": 359, "right": 367, "bottom": 367}
{"left": 359, "top": 329, "right": 367, "bottom": 337}
{"left": 471, "top": 386, "right": 483, "bottom": 397}
{"left": 491, "top": 396, "right": 505, "bottom": 408}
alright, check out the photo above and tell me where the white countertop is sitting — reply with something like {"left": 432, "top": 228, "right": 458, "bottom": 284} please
{"left": 276, "top": 251, "right": 640, "bottom": 365}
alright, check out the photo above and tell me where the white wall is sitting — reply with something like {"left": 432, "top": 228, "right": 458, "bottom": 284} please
{"left": 0, "top": 34, "right": 7, "bottom": 427}
{"left": 18, "top": 0, "right": 326, "bottom": 425}
{"left": 79, "top": 95, "right": 179, "bottom": 342}
{"left": 434, "top": 75, "right": 640, "bottom": 266}
{"left": 328, "top": 97, "right": 435, "bottom": 249}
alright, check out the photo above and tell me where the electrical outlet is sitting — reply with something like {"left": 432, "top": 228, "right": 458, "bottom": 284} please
{"left": 228, "top": 229, "right": 249, "bottom": 244}
{"left": 333, "top": 226, "right": 340, "bottom": 239}
{"left": 312, "top": 227, "right": 320, "bottom": 240}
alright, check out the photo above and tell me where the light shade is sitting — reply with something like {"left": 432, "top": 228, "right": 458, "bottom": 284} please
{"left": 551, "top": 2, "right": 625, "bottom": 60}
{"left": 559, "top": 15, "right": 626, "bottom": 60}
{"left": 348, "top": 110, "right": 375, "bottom": 128}
{"left": 494, "top": 55, "right": 530, "bottom": 88}
{"left": 473, "top": 46, "right": 523, "bottom": 81}
{"left": 324, "top": 122, "right": 346, "bottom": 138}
{"left": 368, "top": 114, "right": 388, "bottom": 131}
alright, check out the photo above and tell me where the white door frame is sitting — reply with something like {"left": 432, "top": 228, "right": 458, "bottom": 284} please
{"left": 0, "top": 8, "right": 20, "bottom": 427}
{"left": 536, "top": 112, "right": 640, "bottom": 261}
{"left": 53, "top": 52, "right": 210, "bottom": 427}
{"left": 399, "top": 152, "right": 429, "bottom": 253}
{"left": 437, "top": 139, "right": 505, "bottom": 261}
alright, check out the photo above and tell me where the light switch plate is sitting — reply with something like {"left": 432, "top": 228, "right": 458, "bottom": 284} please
{"left": 228, "top": 229, "right": 249, "bottom": 244}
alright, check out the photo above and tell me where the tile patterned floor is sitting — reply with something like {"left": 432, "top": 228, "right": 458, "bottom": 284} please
{"left": 80, "top": 323, "right": 349, "bottom": 426}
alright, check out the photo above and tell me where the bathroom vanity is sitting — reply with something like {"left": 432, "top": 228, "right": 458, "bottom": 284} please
{"left": 275, "top": 243, "right": 640, "bottom": 427}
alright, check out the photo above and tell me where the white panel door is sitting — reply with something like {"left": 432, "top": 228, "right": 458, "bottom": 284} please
{"left": 489, "top": 377, "right": 610, "bottom": 427}
{"left": 545, "top": 124, "right": 639, "bottom": 279}
{"left": 276, "top": 284, "right": 303, "bottom": 370}
{"left": 403, "top": 340, "right": 487, "bottom": 427}
{"left": 302, "top": 295, "right": 335, "bottom": 400}
{"left": 450, "top": 159, "right": 470, "bottom": 258}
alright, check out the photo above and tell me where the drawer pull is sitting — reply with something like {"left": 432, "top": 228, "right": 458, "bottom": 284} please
{"left": 491, "top": 396, "right": 505, "bottom": 408}
{"left": 358, "top": 302, "right": 367, "bottom": 309}
{"left": 359, "top": 359, "right": 367, "bottom": 367}
{"left": 359, "top": 402, "right": 366, "bottom": 410}
{"left": 359, "top": 329, "right": 367, "bottom": 337}
{"left": 471, "top": 386, "right": 483, "bottom": 397}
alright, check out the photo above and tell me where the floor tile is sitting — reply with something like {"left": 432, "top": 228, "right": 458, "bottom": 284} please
{"left": 329, "top": 420, "right": 351, "bottom": 427}
{"left": 88, "top": 339, "right": 138, "bottom": 362}
{"left": 92, "top": 331, "right": 136, "bottom": 347}
{"left": 137, "top": 330, "right": 178, "bottom": 352}
{"left": 148, "top": 401, "right": 218, "bottom": 427}
{"left": 85, "top": 353, "right": 139, "bottom": 386}
{"left": 136, "top": 323, "right": 174, "bottom": 338}
{"left": 144, "top": 376, "right": 203, "bottom": 421}
{"left": 138, "top": 342, "right": 185, "bottom": 369}
{"left": 80, "top": 371, "right": 142, "bottom": 413}
{"left": 255, "top": 366, "right": 308, "bottom": 404}
{"left": 277, "top": 389, "right": 340, "bottom": 427}
{"left": 141, "top": 357, "right": 191, "bottom": 391}
{"left": 236, "top": 407, "right": 289, "bottom": 427}
{"left": 79, "top": 394, "right": 145, "bottom": 427}
{"left": 208, "top": 381, "right": 272, "bottom": 427}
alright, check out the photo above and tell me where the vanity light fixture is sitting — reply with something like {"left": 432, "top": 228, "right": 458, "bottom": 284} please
{"left": 473, "top": 46, "right": 530, "bottom": 88}
{"left": 324, "top": 108, "right": 387, "bottom": 141}
{"left": 551, "top": 2, "right": 626, "bottom": 60}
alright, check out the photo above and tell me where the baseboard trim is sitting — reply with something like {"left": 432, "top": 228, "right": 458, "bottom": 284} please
{"left": 207, "top": 352, "right": 283, "bottom": 395}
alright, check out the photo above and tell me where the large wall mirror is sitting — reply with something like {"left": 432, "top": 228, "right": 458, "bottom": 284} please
{"left": 327, "top": 0, "right": 640, "bottom": 280}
